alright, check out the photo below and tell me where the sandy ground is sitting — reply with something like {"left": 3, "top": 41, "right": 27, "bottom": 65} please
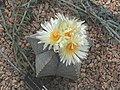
{"left": 0, "top": 0, "right": 120, "bottom": 90}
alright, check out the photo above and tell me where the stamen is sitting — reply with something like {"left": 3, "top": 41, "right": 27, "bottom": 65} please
{"left": 50, "top": 31, "right": 60, "bottom": 41}
{"left": 66, "top": 43, "right": 77, "bottom": 52}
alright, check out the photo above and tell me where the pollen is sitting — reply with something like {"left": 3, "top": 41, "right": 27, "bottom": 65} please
{"left": 65, "top": 31, "right": 72, "bottom": 37}
{"left": 66, "top": 43, "right": 77, "bottom": 52}
{"left": 50, "top": 31, "right": 60, "bottom": 41}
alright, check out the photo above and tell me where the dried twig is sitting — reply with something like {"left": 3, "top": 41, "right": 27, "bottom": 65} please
{"left": 0, "top": 50, "right": 24, "bottom": 75}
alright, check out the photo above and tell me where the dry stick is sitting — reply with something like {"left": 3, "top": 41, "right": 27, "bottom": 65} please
{"left": 93, "top": 13, "right": 120, "bottom": 43}
{"left": 17, "top": 0, "right": 32, "bottom": 31}
{"left": 0, "top": 10, "right": 12, "bottom": 40}
{"left": 82, "top": 0, "right": 120, "bottom": 43}
{"left": 11, "top": 0, "right": 35, "bottom": 72}
{"left": 20, "top": 51, "right": 35, "bottom": 73}
{"left": 60, "top": 0, "right": 87, "bottom": 14}
{"left": 11, "top": 0, "right": 25, "bottom": 71}
{"left": 0, "top": 50, "right": 47, "bottom": 90}
{"left": 0, "top": 3, "right": 24, "bottom": 74}
{"left": 16, "top": 0, "right": 35, "bottom": 71}
{"left": 80, "top": 0, "right": 88, "bottom": 13}
{"left": 0, "top": 50, "right": 24, "bottom": 75}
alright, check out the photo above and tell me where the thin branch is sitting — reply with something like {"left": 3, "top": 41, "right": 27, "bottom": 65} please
{"left": 20, "top": 50, "right": 35, "bottom": 73}
{"left": 17, "top": 0, "right": 32, "bottom": 31}
{"left": 0, "top": 50, "right": 24, "bottom": 75}
{"left": 59, "top": 0, "right": 87, "bottom": 14}
{"left": 0, "top": 10, "right": 12, "bottom": 40}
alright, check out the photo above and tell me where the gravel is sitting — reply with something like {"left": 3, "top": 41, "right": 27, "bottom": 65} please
{"left": 0, "top": 24, "right": 28, "bottom": 90}
{"left": 0, "top": 1, "right": 120, "bottom": 90}
{"left": 71, "top": 25, "right": 120, "bottom": 90}
{"left": 0, "top": 61, "right": 29, "bottom": 90}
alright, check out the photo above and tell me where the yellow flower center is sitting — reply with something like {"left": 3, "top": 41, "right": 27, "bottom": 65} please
{"left": 50, "top": 31, "right": 60, "bottom": 42}
{"left": 65, "top": 31, "right": 72, "bottom": 37}
{"left": 66, "top": 43, "right": 77, "bottom": 52}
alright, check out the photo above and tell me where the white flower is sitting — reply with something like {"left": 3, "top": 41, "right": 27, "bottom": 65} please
{"left": 36, "top": 13, "right": 90, "bottom": 66}
{"left": 59, "top": 35, "right": 89, "bottom": 66}
{"left": 36, "top": 18, "right": 62, "bottom": 51}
